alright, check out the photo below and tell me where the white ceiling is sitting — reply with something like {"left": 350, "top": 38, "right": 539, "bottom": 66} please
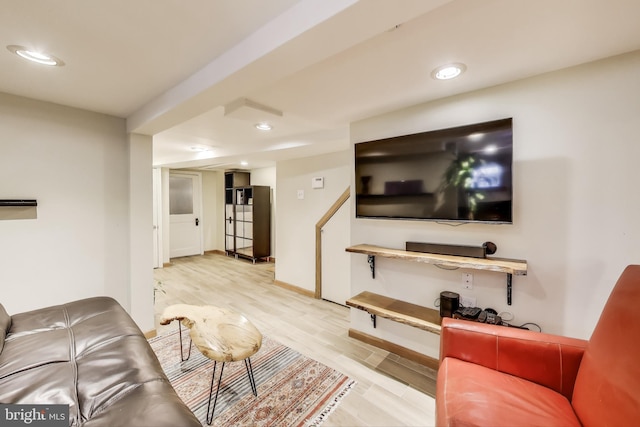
{"left": 3, "top": 0, "right": 640, "bottom": 171}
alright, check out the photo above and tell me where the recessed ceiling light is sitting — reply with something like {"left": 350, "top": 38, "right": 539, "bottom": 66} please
{"left": 431, "top": 63, "right": 466, "bottom": 80}
{"left": 189, "top": 145, "right": 213, "bottom": 152}
{"left": 240, "top": 161, "right": 249, "bottom": 167}
{"left": 255, "top": 122, "right": 272, "bottom": 131}
{"left": 7, "top": 45, "right": 65, "bottom": 67}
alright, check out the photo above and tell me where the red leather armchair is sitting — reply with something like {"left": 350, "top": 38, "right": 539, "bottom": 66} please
{"left": 436, "top": 265, "right": 640, "bottom": 426}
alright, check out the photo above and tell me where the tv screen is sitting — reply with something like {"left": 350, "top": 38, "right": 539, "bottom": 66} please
{"left": 354, "top": 118, "right": 513, "bottom": 223}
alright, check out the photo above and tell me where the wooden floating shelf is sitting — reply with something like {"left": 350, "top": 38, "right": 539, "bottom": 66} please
{"left": 346, "top": 291, "right": 441, "bottom": 335}
{"left": 346, "top": 244, "right": 527, "bottom": 275}
{"left": 346, "top": 244, "right": 528, "bottom": 305}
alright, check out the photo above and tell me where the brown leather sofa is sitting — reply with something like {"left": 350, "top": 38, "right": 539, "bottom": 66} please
{"left": 436, "top": 265, "right": 640, "bottom": 426}
{"left": 0, "top": 296, "right": 200, "bottom": 427}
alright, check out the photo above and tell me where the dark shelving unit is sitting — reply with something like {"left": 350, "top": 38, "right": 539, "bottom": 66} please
{"left": 224, "top": 171, "right": 271, "bottom": 263}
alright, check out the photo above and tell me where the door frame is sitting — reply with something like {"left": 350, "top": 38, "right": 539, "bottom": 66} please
{"left": 152, "top": 168, "right": 163, "bottom": 268}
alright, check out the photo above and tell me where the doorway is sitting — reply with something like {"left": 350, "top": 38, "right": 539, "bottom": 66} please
{"left": 169, "top": 171, "right": 203, "bottom": 258}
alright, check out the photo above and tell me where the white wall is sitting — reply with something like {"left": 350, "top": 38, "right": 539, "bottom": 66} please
{"left": 276, "top": 151, "right": 350, "bottom": 292}
{"left": 350, "top": 51, "right": 640, "bottom": 359}
{"left": 0, "top": 93, "right": 150, "bottom": 323}
{"left": 128, "top": 133, "right": 154, "bottom": 331}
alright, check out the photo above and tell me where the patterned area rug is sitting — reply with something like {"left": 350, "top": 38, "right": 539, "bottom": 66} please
{"left": 149, "top": 330, "right": 356, "bottom": 426}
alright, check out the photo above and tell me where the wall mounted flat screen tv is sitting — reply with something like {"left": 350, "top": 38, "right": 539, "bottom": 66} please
{"left": 355, "top": 118, "right": 513, "bottom": 223}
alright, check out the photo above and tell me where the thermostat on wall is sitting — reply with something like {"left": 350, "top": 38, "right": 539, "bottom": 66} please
{"left": 312, "top": 176, "right": 324, "bottom": 189}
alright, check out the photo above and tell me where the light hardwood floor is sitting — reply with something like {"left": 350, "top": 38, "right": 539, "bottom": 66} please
{"left": 153, "top": 253, "right": 436, "bottom": 427}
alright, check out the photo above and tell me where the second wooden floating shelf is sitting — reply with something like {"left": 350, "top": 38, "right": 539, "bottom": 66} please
{"left": 346, "top": 291, "right": 441, "bottom": 335}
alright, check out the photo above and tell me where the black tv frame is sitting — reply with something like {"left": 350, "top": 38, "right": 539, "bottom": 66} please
{"left": 354, "top": 118, "right": 513, "bottom": 224}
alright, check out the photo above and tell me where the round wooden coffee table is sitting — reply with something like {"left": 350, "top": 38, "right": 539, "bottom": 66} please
{"left": 160, "top": 304, "right": 262, "bottom": 424}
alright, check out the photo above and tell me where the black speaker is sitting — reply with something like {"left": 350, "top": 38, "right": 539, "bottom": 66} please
{"left": 406, "top": 241, "right": 497, "bottom": 258}
{"left": 440, "top": 291, "right": 460, "bottom": 318}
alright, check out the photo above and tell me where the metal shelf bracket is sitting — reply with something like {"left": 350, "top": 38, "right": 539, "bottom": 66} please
{"left": 367, "top": 255, "right": 375, "bottom": 278}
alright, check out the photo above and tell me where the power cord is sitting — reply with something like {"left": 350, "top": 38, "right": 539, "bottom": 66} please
{"left": 514, "top": 322, "right": 542, "bottom": 332}
{"left": 498, "top": 311, "right": 514, "bottom": 322}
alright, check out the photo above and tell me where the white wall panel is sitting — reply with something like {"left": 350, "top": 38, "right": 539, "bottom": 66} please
{"left": 276, "top": 151, "right": 351, "bottom": 292}
{"left": 0, "top": 93, "right": 130, "bottom": 316}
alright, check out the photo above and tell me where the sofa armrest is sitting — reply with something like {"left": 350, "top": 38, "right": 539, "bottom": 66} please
{"left": 440, "top": 317, "right": 587, "bottom": 400}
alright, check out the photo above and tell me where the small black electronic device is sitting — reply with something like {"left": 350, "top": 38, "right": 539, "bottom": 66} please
{"left": 454, "top": 306, "right": 482, "bottom": 320}
{"left": 440, "top": 291, "right": 460, "bottom": 317}
{"left": 483, "top": 241, "right": 497, "bottom": 255}
{"left": 477, "top": 310, "right": 502, "bottom": 325}
{"left": 454, "top": 306, "right": 503, "bottom": 325}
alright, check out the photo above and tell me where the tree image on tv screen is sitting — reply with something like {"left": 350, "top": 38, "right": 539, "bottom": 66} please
{"left": 440, "top": 155, "right": 486, "bottom": 219}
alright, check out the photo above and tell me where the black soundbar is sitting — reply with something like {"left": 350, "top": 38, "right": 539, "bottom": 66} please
{"left": 0, "top": 199, "right": 37, "bottom": 207}
{"left": 405, "top": 241, "right": 496, "bottom": 258}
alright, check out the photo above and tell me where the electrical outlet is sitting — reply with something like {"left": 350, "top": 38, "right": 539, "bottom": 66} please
{"left": 462, "top": 273, "right": 473, "bottom": 289}
{"left": 460, "top": 295, "right": 477, "bottom": 308}
{"left": 297, "top": 189, "right": 304, "bottom": 200}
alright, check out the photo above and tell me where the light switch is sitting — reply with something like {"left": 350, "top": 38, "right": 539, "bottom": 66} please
{"left": 297, "top": 189, "right": 304, "bottom": 200}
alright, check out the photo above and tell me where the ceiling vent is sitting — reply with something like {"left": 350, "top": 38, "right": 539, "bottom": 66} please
{"left": 224, "top": 98, "right": 282, "bottom": 122}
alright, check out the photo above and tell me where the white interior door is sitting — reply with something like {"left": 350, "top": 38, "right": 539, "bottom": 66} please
{"left": 169, "top": 172, "right": 203, "bottom": 258}
{"left": 321, "top": 198, "right": 351, "bottom": 306}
